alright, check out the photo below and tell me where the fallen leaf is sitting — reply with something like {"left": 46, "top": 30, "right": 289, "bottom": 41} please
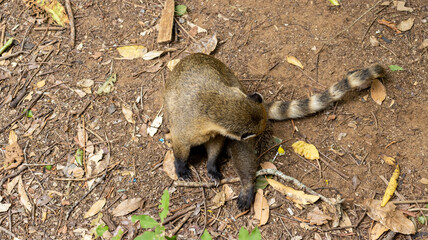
{"left": 339, "top": 211, "right": 353, "bottom": 232}
{"left": 267, "top": 179, "right": 319, "bottom": 204}
{"left": 397, "top": 17, "right": 415, "bottom": 32}
{"left": 370, "top": 79, "right": 386, "bottom": 105}
{"left": 382, "top": 155, "right": 396, "bottom": 166}
{"left": 211, "top": 188, "right": 226, "bottom": 209}
{"left": 75, "top": 124, "right": 88, "bottom": 148}
{"left": 418, "top": 39, "right": 428, "bottom": 50}
{"left": 17, "top": 176, "right": 32, "bottom": 212}
{"left": 175, "top": 4, "right": 187, "bottom": 16}
{"left": 286, "top": 56, "right": 304, "bottom": 69}
{"left": 363, "top": 199, "right": 416, "bottom": 234}
{"left": 260, "top": 162, "right": 277, "bottom": 170}
{"left": 122, "top": 105, "right": 135, "bottom": 124}
{"left": 24, "top": 0, "right": 69, "bottom": 26}
{"left": 167, "top": 59, "right": 180, "bottom": 71}
{"left": 117, "top": 45, "right": 147, "bottom": 59}
{"left": 187, "top": 21, "right": 207, "bottom": 34}
{"left": 420, "top": 178, "right": 428, "bottom": 185}
{"left": 292, "top": 141, "right": 319, "bottom": 160}
{"left": 23, "top": 91, "right": 33, "bottom": 101}
{"left": 147, "top": 113, "right": 163, "bottom": 137}
{"left": 377, "top": 19, "right": 401, "bottom": 34}
{"left": 87, "top": 149, "right": 104, "bottom": 176}
{"left": 307, "top": 207, "right": 332, "bottom": 225}
{"left": 145, "top": 62, "right": 163, "bottom": 73}
{"left": 381, "top": 164, "right": 400, "bottom": 207}
{"left": 112, "top": 198, "right": 143, "bottom": 216}
{"left": 396, "top": 1, "right": 413, "bottom": 12}
{"left": 24, "top": 119, "right": 42, "bottom": 137}
{"left": 84, "top": 198, "right": 106, "bottom": 218}
{"left": 142, "top": 50, "right": 164, "bottom": 60}
{"left": 0, "top": 71, "right": 11, "bottom": 80}
{"left": 77, "top": 79, "right": 94, "bottom": 91}
{"left": 188, "top": 33, "right": 218, "bottom": 54}
{"left": 223, "top": 184, "right": 234, "bottom": 201}
{"left": 97, "top": 73, "right": 117, "bottom": 95}
{"left": 0, "top": 203, "right": 11, "bottom": 212}
{"left": 254, "top": 189, "right": 269, "bottom": 226}
{"left": 163, "top": 150, "right": 178, "bottom": 180}
{"left": 4, "top": 142, "right": 24, "bottom": 170}
{"left": 370, "top": 222, "right": 389, "bottom": 240}
{"left": 36, "top": 80, "right": 46, "bottom": 88}
{"left": 370, "top": 36, "right": 380, "bottom": 47}
{"left": 74, "top": 89, "right": 87, "bottom": 98}
{"left": 8, "top": 130, "right": 17, "bottom": 145}
{"left": 7, "top": 176, "right": 20, "bottom": 195}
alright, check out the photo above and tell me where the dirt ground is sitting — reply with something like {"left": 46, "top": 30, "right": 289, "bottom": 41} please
{"left": 0, "top": 0, "right": 427, "bottom": 239}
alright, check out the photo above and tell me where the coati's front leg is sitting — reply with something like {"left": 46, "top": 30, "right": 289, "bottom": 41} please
{"left": 204, "top": 135, "right": 225, "bottom": 185}
{"left": 227, "top": 139, "right": 258, "bottom": 211}
{"left": 172, "top": 139, "right": 192, "bottom": 180}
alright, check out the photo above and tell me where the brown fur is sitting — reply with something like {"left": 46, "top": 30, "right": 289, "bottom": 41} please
{"left": 164, "top": 53, "right": 385, "bottom": 210}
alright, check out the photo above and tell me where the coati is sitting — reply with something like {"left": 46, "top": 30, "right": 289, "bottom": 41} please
{"left": 164, "top": 53, "right": 385, "bottom": 210}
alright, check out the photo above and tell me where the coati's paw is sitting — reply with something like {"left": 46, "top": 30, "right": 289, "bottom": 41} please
{"left": 207, "top": 168, "right": 223, "bottom": 186}
{"left": 174, "top": 159, "right": 192, "bottom": 180}
{"left": 237, "top": 188, "right": 255, "bottom": 211}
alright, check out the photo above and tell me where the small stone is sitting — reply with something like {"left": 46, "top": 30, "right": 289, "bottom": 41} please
{"left": 370, "top": 36, "right": 380, "bottom": 46}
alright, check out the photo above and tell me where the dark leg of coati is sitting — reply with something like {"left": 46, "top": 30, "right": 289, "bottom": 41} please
{"left": 205, "top": 135, "right": 226, "bottom": 185}
{"left": 172, "top": 137, "right": 192, "bottom": 180}
{"left": 227, "top": 138, "right": 258, "bottom": 211}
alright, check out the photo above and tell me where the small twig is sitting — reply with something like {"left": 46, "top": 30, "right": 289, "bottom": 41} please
{"left": 371, "top": 111, "right": 378, "bottom": 129}
{"left": 0, "top": 225, "right": 16, "bottom": 238}
{"left": 0, "top": 166, "right": 28, "bottom": 190}
{"left": 379, "top": 43, "right": 398, "bottom": 57}
{"left": 390, "top": 199, "right": 428, "bottom": 204}
{"left": 21, "top": 21, "right": 34, "bottom": 51}
{"left": 324, "top": 210, "right": 366, "bottom": 232}
{"left": 65, "top": 174, "right": 106, "bottom": 220}
{"left": 192, "top": 168, "right": 207, "bottom": 239}
{"left": 174, "top": 177, "right": 240, "bottom": 188}
{"left": 256, "top": 168, "right": 334, "bottom": 205}
{"left": 169, "top": 212, "right": 192, "bottom": 237}
{"left": 408, "top": 208, "right": 428, "bottom": 212}
{"left": 65, "top": 0, "right": 75, "bottom": 48}
{"left": 0, "top": 50, "right": 27, "bottom": 61}
{"left": 33, "top": 27, "right": 65, "bottom": 31}
{"left": 256, "top": 138, "right": 291, "bottom": 161}
{"left": 174, "top": 18, "right": 197, "bottom": 43}
{"left": 298, "top": 68, "right": 326, "bottom": 88}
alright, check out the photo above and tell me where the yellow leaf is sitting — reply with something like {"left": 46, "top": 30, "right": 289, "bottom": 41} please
{"left": 84, "top": 198, "right": 106, "bottom": 218}
{"left": 370, "top": 79, "right": 386, "bottom": 105}
{"left": 278, "top": 146, "right": 285, "bottom": 155}
{"left": 24, "top": 0, "right": 69, "bottom": 27}
{"left": 292, "top": 141, "right": 319, "bottom": 160}
{"left": 253, "top": 189, "right": 269, "bottom": 226}
{"left": 381, "top": 155, "right": 396, "bottom": 166}
{"left": 286, "top": 56, "right": 304, "bottom": 69}
{"left": 36, "top": 80, "right": 46, "bottom": 88}
{"left": 117, "top": 45, "right": 147, "bottom": 59}
{"left": 267, "top": 179, "right": 319, "bottom": 204}
{"left": 381, "top": 165, "right": 400, "bottom": 207}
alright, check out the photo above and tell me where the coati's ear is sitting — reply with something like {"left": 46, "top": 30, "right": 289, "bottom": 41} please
{"left": 247, "top": 92, "right": 263, "bottom": 103}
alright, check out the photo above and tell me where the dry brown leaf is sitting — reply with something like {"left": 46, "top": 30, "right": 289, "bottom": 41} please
{"left": 223, "top": 184, "right": 234, "bottom": 201}
{"left": 211, "top": 188, "right": 226, "bottom": 209}
{"left": 163, "top": 150, "right": 178, "bottom": 180}
{"left": 188, "top": 33, "right": 218, "bottom": 54}
{"left": 286, "top": 56, "right": 304, "bottom": 69}
{"left": 17, "top": 176, "right": 32, "bottom": 212}
{"left": 24, "top": 119, "right": 42, "bottom": 137}
{"left": 84, "top": 198, "right": 106, "bottom": 218}
{"left": 112, "top": 198, "right": 143, "bottom": 216}
{"left": 122, "top": 105, "right": 135, "bottom": 124}
{"left": 339, "top": 211, "right": 353, "bottom": 232}
{"left": 147, "top": 114, "right": 163, "bottom": 137}
{"left": 370, "top": 79, "right": 386, "bottom": 105}
{"left": 260, "top": 161, "right": 277, "bottom": 170}
{"left": 370, "top": 222, "right": 389, "bottom": 240}
{"left": 143, "top": 50, "right": 164, "bottom": 60}
{"left": 420, "top": 178, "right": 428, "bottom": 185}
{"left": 6, "top": 175, "right": 20, "bottom": 195}
{"left": 75, "top": 124, "right": 88, "bottom": 148}
{"left": 254, "top": 189, "right": 269, "bottom": 226}
{"left": 397, "top": 17, "right": 415, "bottom": 32}
{"left": 382, "top": 155, "right": 396, "bottom": 166}
{"left": 396, "top": 1, "right": 413, "bottom": 12}
{"left": 74, "top": 89, "right": 87, "bottom": 98}
{"left": 4, "top": 142, "right": 24, "bottom": 170}
{"left": 307, "top": 206, "right": 332, "bottom": 225}
{"left": 363, "top": 199, "right": 416, "bottom": 235}
{"left": 167, "top": 59, "right": 181, "bottom": 71}
{"left": 8, "top": 130, "right": 17, "bottom": 145}
{"left": 87, "top": 149, "right": 104, "bottom": 177}
{"left": 267, "top": 179, "right": 319, "bottom": 204}
{"left": 0, "top": 203, "right": 11, "bottom": 213}
{"left": 145, "top": 62, "right": 163, "bottom": 73}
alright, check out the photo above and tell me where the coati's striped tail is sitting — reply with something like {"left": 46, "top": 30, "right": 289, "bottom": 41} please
{"left": 267, "top": 65, "right": 385, "bottom": 120}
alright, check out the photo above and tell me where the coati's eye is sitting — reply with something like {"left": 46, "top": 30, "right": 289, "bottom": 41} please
{"left": 241, "top": 133, "right": 256, "bottom": 140}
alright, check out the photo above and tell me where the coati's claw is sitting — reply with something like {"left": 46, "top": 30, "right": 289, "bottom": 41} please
{"left": 237, "top": 188, "right": 255, "bottom": 211}
{"left": 208, "top": 169, "right": 223, "bottom": 187}
{"left": 174, "top": 159, "right": 192, "bottom": 180}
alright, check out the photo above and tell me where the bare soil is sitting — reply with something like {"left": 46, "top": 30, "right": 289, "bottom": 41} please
{"left": 0, "top": 0, "right": 427, "bottom": 239}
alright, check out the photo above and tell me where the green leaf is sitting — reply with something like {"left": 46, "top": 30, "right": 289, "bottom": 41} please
{"left": 175, "top": 5, "right": 187, "bottom": 16}
{"left": 44, "top": 165, "right": 53, "bottom": 170}
{"left": 134, "top": 231, "right": 157, "bottom": 240}
{"left": 75, "top": 148, "right": 83, "bottom": 166}
{"left": 166, "top": 236, "right": 177, "bottom": 240}
{"left": 132, "top": 215, "right": 159, "bottom": 228}
{"left": 389, "top": 65, "right": 404, "bottom": 71}
{"left": 328, "top": 0, "right": 340, "bottom": 6}
{"left": 418, "top": 216, "right": 427, "bottom": 225}
{"left": 0, "top": 38, "right": 14, "bottom": 55}
{"left": 154, "top": 225, "right": 165, "bottom": 237}
{"left": 238, "top": 227, "right": 249, "bottom": 240}
{"left": 111, "top": 229, "right": 123, "bottom": 240}
{"left": 95, "top": 224, "right": 109, "bottom": 237}
{"left": 159, "top": 189, "right": 170, "bottom": 223}
{"left": 97, "top": 73, "right": 117, "bottom": 95}
{"left": 255, "top": 176, "right": 269, "bottom": 190}
{"left": 26, "top": 109, "right": 33, "bottom": 118}
{"left": 249, "top": 227, "right": 261, "bottom": 240}
{"left": 201, "top": 229, "right": 213, "bottom": 240}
